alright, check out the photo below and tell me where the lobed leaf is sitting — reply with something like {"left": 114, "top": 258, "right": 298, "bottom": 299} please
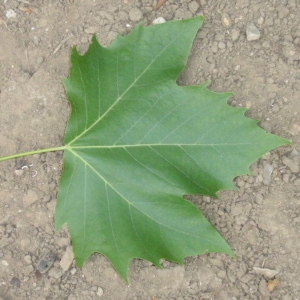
{"left": 56, "top": 16, "right": 289, "bottom": 281}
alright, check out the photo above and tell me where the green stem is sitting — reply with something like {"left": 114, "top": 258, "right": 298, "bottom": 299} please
{"left": 0, "top": 146, "right": 67, "bottom": 162}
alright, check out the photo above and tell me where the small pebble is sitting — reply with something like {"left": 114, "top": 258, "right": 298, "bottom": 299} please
{"left": 23, "top": 189, "right": 39, "bottom": 207}
{"left": 253, "top": 267, "right": 279, "bottom": 278}
{"left": 152, "top": 17, "right": 166, "bottom": 25}
{"left": 70, "top": 268, "right": 77, "bottom": 275}
{"left": 278, "top": 6, "right": 289, "bottom": 19}
{"left": 282, "top": 157, "right": 299, "bottom": 173}
{"left": 24, "top": 255, "right": 31, "bottom": 265}
{"left": 188, "top": 1, "right": 199, "bottom": 14}
{"left": 217, "top": 270, "right": 227, "bottom": 279}
{"left": 129, "top": 8, "right": 143, "bottom": 22}
{"left": 84, "top": 26, "right": 100, "bottom": 34}
{"left": 218, "top": 42, "right": 226, "bottom": 49}
{"left": 291, "top": 149, "right": 300, "bottom": 156}
{"left": 2, "top": 260, "right": 9, "bottom": 266}
{"left": 287, "top": 124, "right": 300, "bottom": 136}
{"left": 97, "top": 287, "right": 104, "bottom": 297}
{"left": 15, "top": 169, "right": 24, "bottom": 176}
{"left": 10, "top": 277, "right": 21, "bottom": 288}
{"left": 263, "top": 161, "right": 273, "bottom": 185}
{"left": 59, "top": 246, "right": 74, "bottom": 272}
{"left": 283, "top": 47, "right": 300, "bottom": 61}
{"left": 6, "top": 9, "right": 17, "bottom": 19}
{"left": 36, "top": 253, "right": 55, "bottom": 274}
{"left": 211, "top": 45, "right": 218, "bottom": 53}
{"left": 246, "top": 23, "right": 261, "bottom": 41}
{"left": 48, "top": 267, "right": 64, "bottom": 279}
{"left": 257, "top": 16, "right": 264, "bottom": 25}
{"left": 221, "top": 13, "right": 231, "bottom": 28}
{"left": 231, "top": 29, "right": 240, "bottom": 41}
{"left": 282, "top": 173, "right": 290, "bottom": 183}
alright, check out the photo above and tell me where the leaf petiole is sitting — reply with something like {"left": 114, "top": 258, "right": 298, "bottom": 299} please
{"left": 0, "top": 146, "right": 66, "bottom": 162}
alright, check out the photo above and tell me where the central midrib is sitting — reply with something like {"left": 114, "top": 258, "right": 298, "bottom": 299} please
{"left": 66, "top": 142, "right": 255, "bottom": 149}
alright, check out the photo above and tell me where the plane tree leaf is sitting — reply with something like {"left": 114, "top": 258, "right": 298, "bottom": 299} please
{"left": 55, "top": 16, "right": 289, "bottom": 281}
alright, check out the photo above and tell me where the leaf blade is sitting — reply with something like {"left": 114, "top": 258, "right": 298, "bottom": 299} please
{"left": 56, "top": 16, "right": 290, "bottom": 281}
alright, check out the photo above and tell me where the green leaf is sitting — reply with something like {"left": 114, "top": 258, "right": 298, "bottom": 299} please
{"left": 55, "top": 16, "right": 289, "bottom": 281}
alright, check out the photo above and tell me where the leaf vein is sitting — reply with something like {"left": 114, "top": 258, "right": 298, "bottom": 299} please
{"left": 78, "top": 163, "right": 87, "bottom": 259}
{"left": 106, "top": 182, "right": 122, "bottom": 263}
{"left": 129, "top": 206, "right": 155, "bottom": 260}
{"left": 75, "top": 59, "right": 88, "bottom": 129}
{"left": 148, "top": 146, "right": 205, "bottom": 191}
{"left": 97, "top": 50, "right": 101, "bottom": 117}
{"left": 113, "top": 97, "right": 161, "bottom": 145}
{"left": 138, "top": 95, "right": 190, "bottom": 144}
{"left": 67, "top": 25, "right": 195, "bottom": 145}
{"left": 124, "top": 147, "right": 183, "bottom": 189}
{"left": 160, "top": 104, "right": 202, "bottom": 143}
{"left": 69, "top": 143, "right": 257, "bottom": 149}
{"left": 69, "top": 150, "right": 222, "bottom": 244}
{"left": 159, "top": 224, "right": 179, "bottom": 260}
{"left": 60, "top": 152, "right": 78, "bottom": 218}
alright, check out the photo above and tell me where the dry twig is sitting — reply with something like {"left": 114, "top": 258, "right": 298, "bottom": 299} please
{"left": 154, "top": 0, "right": 167, "bottom": 11}
{"left": 0, "top": 17, "right": 9, "bottom": 30}
{"left": 50, "top": 35, "right": 74, "bottom": 58}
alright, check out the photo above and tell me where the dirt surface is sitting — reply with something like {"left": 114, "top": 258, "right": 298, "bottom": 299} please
{"left": 0, "top": 0, "right": 300, "bottom": 299}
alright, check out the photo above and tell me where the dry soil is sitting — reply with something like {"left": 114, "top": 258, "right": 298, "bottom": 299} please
{"left": 0, "top": 0, "right": 300, "bottom": 299}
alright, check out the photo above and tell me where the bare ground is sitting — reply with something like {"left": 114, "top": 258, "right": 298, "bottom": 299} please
{"left": 0, "top": 0, "right": 300, "bottom": 299}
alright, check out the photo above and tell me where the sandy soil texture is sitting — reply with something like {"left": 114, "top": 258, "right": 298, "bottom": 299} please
{"left": 0, "top": 0, "right": 300, "bottom": 299}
